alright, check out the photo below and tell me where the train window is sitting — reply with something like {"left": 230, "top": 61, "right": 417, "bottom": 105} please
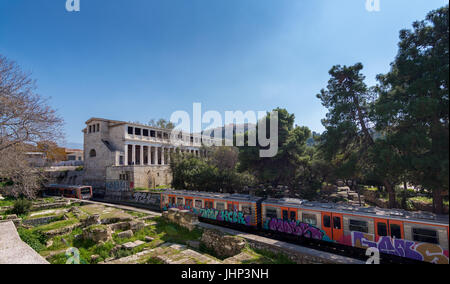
{"left": 216, "top": 202, "right": 225, "bottom": 211}
{"left": 323, "top": 215, "right": 331, "bottom": 228}
{"left": 303, "top": 214, "right": 317, "bottom": 226}
{"left": 377, "top": 223, "right": 388, "bottom": 236}
{"left": 242, "top": 206, "right": 252, "bottom": 215}
{"left": 194, "top": 200, "right": 202, "bottom": 208}
{"left": 412, "top": 228, "right": 439, "bottom": 244}
{"left": 176, "top": 198, "right": 184, "bottom": 205}
{"left": 282, "top": 210, "right": 289, "bottom": 221}
{"left": 205, "top": 201, "right": 214, "bottom": 209}
{"left": 81, "top": 188, "right": 90, "bottom": 194}
{"left": 349, "top": 219, "right": 369, "bottom": 233}
{"left": 333, "top": 217, "right": 341, "bottom": 230}
{"left": 390, "top": 224, "right": 402, "bottom": 239}
{"left": 266, "top": 208, "right": 278, "bottom": 219}
{"left": 169, "top": 197, "right": 176, "bottom": 205}
{"left": 290, "top": 211, "right": 296, "bottom": 221}
{"left": 185, "top": 199, "right": 193, "bottom": 208}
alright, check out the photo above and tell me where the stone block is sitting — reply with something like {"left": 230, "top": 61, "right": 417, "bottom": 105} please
{"left": 117, "top": 230, "right": 134, "bottom": 239}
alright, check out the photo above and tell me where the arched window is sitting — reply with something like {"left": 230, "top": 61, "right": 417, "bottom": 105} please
{"left": 89, "top": 149, "right": 97, "bottom": 157}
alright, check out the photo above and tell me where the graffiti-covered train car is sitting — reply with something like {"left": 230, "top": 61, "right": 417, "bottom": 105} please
{"left": 261, "top": 198, "right": 449, "bottom": 264}
{"left": 160, "top": 190, "right": 263, "bottom": 227}
{"left": 160, "top": 190, "right": 449, "bottom": 264}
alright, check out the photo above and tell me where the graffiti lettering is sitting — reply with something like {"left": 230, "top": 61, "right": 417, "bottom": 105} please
{"left": 263, "top": 218, "right": 332, "bottom": 242}
{"left": 352, "top": 231, "right": 449, "bottom": 264}
{"left": 163, "top": 204, "right": 251, "bottom": 226}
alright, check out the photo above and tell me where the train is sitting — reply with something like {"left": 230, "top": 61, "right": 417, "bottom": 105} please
{"left": 43, "top": 184, "right": 93, "bottom": 200}
{"left": 160, "top": 189, "right": 449, "bottom": 264}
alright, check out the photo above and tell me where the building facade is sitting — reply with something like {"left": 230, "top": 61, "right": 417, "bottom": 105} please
{"left": 83, "top": 118, "right": 219, "bottom": 190}
{"left": 65, "top": 149, "right": 84, "bottom": 161}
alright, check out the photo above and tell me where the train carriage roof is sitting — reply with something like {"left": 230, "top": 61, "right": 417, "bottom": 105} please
{"left": 162, "top": 190, "right": 263, "bottom": 202}
{"left": 262, "top": 197, "right": 449, "bottom": 226}
{"left": 45, "top": 184, "right": 91, "bottom": 190}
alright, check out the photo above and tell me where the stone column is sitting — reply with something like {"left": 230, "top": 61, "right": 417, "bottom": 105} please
{"left": 124, "top": 144, "right": 128, "bottom": 166}
{"left": 131, "top": 144, "right": 136, "bottom": 165}
{"left": 161, "top": 147, "right": 165, "bottom": 165}
{"left": 147, "top": 146, "right": 151, "bottom": 165}
{"left": 154, "top": 146, "right": 159, "bottom": 165}
{"left": 139, "top": 145, "right": 144, "bottom": 166}
{"left": 167, "top": 148, "right": 171, "bottom": 164}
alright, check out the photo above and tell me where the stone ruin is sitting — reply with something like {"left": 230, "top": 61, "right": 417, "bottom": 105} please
{"left": 162, "top": 208, "right": 199, "bottom": 231}
{"left": 161, "top": 208, "right": 247, "bottom": 259}
{"left": 200, "top": 229, "right": 246, "bottom": 258}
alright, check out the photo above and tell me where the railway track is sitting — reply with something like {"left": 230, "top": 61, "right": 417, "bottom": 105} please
{"left": 85, "top": 199, "right": 426, "bottom": 264}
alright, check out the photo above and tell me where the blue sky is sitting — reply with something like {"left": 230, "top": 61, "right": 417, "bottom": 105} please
{"left": 0, "top": 0, "right": 448, "bottom": 146}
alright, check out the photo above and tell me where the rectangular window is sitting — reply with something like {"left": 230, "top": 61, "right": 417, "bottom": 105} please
{"left": 169, "top": 197, "right": 176, "bottom": 205}
{"left": 216, "top": 202, "right": 225, "bottom": 211}
{"left": 143, "top": 129, "right": 149, "bottom": 137}
{"left": 377, "top": 222, "right": 388, "bottom": 237}
{"left": 96, "top": 124, "right": 100, "bottom": 132}
{"left": 333, "top": 217, "right": 342, "bottom": 230}
{"left": 266, "top": 208, "right": 278, "bottom": 219}
{"left": 349, "top": 219, "right": 369, "bottom": 233}
{"left": 412, "top": 228, "right": 438, "bottom": 244}
{"left": 89, "top": 125, "right": 92, "bottom": 133}
{"left": 242, "top": 206, "right": 252, "bottom": 215}
{"left": 323, "top": 215, "right": 331, "bottom": 228}
{"left": 205, "top": 201, "right": 213, "bottom": 209}
{"left": 390, "top": 224, "right": 402, "bottom": 239}
{"left": 176, "top": 197, "right": 183, "bottom": 205}
{"left": 185, "top": 199, "right": 193, "bottom": 208}
{"left": 150, "top": 130, "right": 156, "bottom": 137}
{"left": 282, "top": 210, "right": 288, "bottom": 221}
{"left": 194, "top": 200, "right": 202, "bottom": 208}
{"left": 128, "top": 127, "right": 133, "bottom": 135}
{"left": 119, "top": 156, "right": 124, "bottom": 165}
{"left": 135, "top": 128, "right": 141, "bottom": 135}
{"left": 290, "top": 211, "right": 297, "bottom": 221}
{"left": 303, "top": 213, "right": 317, "bottom": 226}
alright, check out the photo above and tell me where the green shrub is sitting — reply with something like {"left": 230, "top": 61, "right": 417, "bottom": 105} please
{"left": 12, "top": 199, "right": 32, "bottom": 215}
{"left": 17, "top": 228, "right": 47, "bottom": 252}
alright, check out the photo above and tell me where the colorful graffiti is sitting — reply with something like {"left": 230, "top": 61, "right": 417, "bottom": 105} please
{"left": 351, "top": 231, "right": 449, "bottom": 264}
{"left": 163, "top": 204, "right": 252, "bottom": 226}
{"left": 263, "top": 218, "right": 332, "bottom": 242}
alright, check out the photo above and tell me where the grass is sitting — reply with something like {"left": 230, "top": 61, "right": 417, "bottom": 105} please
{"left": 17, "top": 228, "right": 48, "bottom": 253}
{"left": 0, "top": 196, "right": 16, "bottom": 207}
{"left": 34, "top": 216, "right": 78, "bottom": 232}
{"left": 153, "top": 217, "right": 203, "bottom": 245}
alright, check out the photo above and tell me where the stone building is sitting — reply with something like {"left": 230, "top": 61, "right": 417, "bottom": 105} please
{"left": 65, "top": 149, "right": 83, "bottom": 161}
{"left": 82, "top": 118, "right": 219, "bottom": 190}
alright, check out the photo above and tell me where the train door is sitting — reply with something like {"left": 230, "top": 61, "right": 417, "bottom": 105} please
{"left": 375, "top": 218, "right": 389, "bottom": 241}
{"left": 168, "top": 195, "right": 176, "bottom": 206}
{"left": 185, "top": 198, "right": 193, "bottom": 209}
{"left": 375, "top": 218, "right": 404, "bottom": 240}
{"left": 227, "top": 202, "right": 239, "bottom": 211}
{"left": 322, "top": 212, "right": 333, "bottom": 240}
{"left": 281, "top": 207, "right": 297, "bottom": 221}
{"left": 388, "top": 220, "right": 404, "bottom": 239}
{"left": 321, "top": 212, "right": 343, "bottom": 241}
{"left": 332, "top": 213, "right": 344, "bottom": 242}
{"left": 204, "top": 199, "right": 214, "bottom": 209}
